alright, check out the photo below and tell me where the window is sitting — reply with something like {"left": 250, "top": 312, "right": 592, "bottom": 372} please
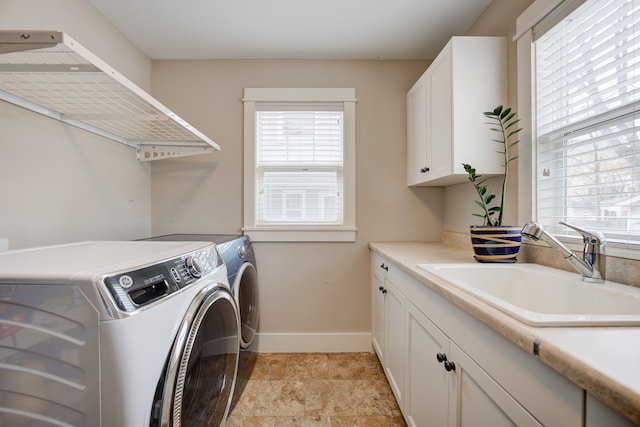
{"left": 533, "top": 0, "right": 640, "bottom": 247}
{"left": 256, "top": 107, "right": 343, "bottom": 225}
{"left": 243, "top": 88, "right": 356, "bottom": 242}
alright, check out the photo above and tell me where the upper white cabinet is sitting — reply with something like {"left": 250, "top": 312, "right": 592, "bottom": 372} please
{"left": 407, "top": 37, "right": 507, "bottom": 186}
{"left": 407, "top": 73, "right": 429, "bottom": 185}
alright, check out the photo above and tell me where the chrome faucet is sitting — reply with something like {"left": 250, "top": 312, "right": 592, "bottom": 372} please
{"left": 521, "top": 221, "right": 606, "bottom": 283}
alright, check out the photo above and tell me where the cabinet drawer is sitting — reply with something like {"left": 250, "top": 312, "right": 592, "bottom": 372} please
{"left": 371, "top": 252, "right": 390, "bottom": 277}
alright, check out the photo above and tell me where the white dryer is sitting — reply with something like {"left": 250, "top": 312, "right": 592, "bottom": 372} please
{"left": 0, "top": 240, "right": 240, "bottom": 427}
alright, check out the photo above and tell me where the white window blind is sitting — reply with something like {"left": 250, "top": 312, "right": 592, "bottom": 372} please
{"left": 535, "top": 0, "right": 640, "bottom": 245}
{"left": 255, "top": 103, "right": 344, "bottom": 225}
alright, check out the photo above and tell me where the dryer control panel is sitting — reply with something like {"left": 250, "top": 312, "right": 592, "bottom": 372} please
{"left": 101, "top": 245, "right": 223, "bottom": 315}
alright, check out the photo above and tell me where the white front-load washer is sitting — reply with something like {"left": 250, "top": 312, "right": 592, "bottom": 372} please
{"left": 0, "top": 240, "right": 240, "bottom": 427}
{"left": 143, "top": 234, "right": 259, "bottom": 349}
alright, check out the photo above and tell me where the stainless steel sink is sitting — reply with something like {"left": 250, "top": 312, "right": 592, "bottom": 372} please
{"left": 418, "top": 263, "right": 640, "bottom": 326}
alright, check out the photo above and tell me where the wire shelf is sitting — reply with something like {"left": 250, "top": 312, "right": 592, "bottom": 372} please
{"left": 0, "top": 31, "right": 220, "bottom": 161}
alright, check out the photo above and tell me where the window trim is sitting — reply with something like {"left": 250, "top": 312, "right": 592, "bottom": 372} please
{"left": 242, "top": 88, "right": 357, "bottom": 242}
{"left": 516, "top": 0, "right": 640, "bottom": 259}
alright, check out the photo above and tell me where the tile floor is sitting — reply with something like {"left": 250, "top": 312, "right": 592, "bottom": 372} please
{"left": 226, "top": 352, "right": 407, "bottom": 427}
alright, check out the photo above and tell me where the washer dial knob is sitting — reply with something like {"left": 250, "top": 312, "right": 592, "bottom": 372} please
{"left": 237, "top": 245, "right": 247, "bottom": 259}
{"left": 185, "top": 256, "right": 203, "bottom": 278}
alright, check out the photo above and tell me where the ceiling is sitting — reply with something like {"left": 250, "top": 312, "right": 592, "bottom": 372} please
{"left": 87, "top": 0, "right": 493, "bottom": 60}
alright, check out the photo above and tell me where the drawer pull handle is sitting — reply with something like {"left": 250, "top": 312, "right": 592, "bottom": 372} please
{"left": 379, "top": 263, "right": 389, "bottom": 271}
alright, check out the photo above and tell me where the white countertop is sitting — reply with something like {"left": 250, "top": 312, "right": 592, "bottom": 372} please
{"left": 369, "top": 241, "right": 640, "bottom": 425}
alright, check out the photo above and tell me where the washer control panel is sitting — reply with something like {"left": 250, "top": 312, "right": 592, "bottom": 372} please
{"left": 101, "top": 245, "right": 222, "bottom": 314}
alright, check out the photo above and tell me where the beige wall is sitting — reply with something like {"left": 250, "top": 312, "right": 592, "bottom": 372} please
{"left": 0, "top": 0, "right": 532, "bottom": 347}
{"left": 444, "top": 0, "right": 534, "bottom": 233}
{"left": 1, "top": 0, "right": 151, "bottom": 90}
{"left": 0, "top": 0, "right": 153, "bottom": 249}
{"left": 149, "top": 59, "right": 443, "bottom": 348}
{"left": 0, "top": 97, "right": 152, "bottom": 249}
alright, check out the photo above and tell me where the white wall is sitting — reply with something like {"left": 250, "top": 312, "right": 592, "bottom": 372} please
{"left": 0, "top": 0, "right": 153, "bottom": 249}
{"left": 149, "top": 59, "right": 443, "bottom": 350}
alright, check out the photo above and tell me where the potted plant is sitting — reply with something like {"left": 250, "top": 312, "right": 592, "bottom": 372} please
{"left": 462, "top": 105, "right": 522, "bottom": 263}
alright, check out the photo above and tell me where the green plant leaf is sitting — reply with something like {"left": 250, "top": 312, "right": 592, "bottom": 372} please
{"left": 503, "top": 112, "right": 516, "bottom": 123}
{"left": 500, "top": 107, "right": 512, "bottom": 119}
{"left": 507, "top": 129, "right": 522, "bottom": 138}
{"left": 505, "top": 119, "right": 521, "bottom": 130}
{"left": 463, "top": 105, "right": 522, "bottom": 227}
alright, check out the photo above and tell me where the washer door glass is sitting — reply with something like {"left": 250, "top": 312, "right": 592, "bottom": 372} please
{"left": 236, "top": 263, "right": 259, "bottom": 349}
{"left": 157, "top": 284, "right": 239, "bottom": 427}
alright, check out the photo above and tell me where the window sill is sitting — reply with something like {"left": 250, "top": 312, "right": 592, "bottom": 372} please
{"left": 243, "top": 227, "right": 357, "bottom": 242}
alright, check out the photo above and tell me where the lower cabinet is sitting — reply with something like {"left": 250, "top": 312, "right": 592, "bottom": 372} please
{"left": 371, "top": 252, "right": 588, "bottom": 427}
{"left": 371, "top": 259, "right": 386, "bottom": 363}
{"left": 384, "top": 280, "right": 405, "bottom": 405}
{"left": 406, "top": 301, "right": 541, "bottom": 427}
{"left": 586, "top": 393, "right": 637, "bottom": 427}
{"left": 451, "top": 343, "right": 542, "bottom": 427}
{"left": 405, "top": 302, "right": 451, "bottom": 427}
{"left": 372, "top": 253, "right": 406, "bottom": 407}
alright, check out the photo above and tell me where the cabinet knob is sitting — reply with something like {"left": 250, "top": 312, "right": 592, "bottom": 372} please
{"left": 381, "top": 288, "right": 388, "bottom": 294}
{"left": 444, "top": 361, "right": 456, "bottom": 372}
{"left": 436, "top": 352, "right": 447, "bottom": 363}
{"left": 420, "top": 167, "right": 430, "bottom": 173}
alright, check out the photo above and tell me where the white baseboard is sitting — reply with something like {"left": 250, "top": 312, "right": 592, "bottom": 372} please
{"left": 247, "top": 332, "right": 372, "bottom": 353}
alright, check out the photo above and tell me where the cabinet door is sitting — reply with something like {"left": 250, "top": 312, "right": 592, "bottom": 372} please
{"left": 384, "top": 279, "right": 406, "bottom": 407}
{"left": 407, "top": 73, "right": 429, "bottom": 185}
{"left": 585, "top": 393, "right": 636, "bottom": 427}
{"left": 405, "top": 302, "right": 452, "bottom": 427}
{"left": 406, "top": 37, "right": 506, "bottom": 186}
{"left": 427, "top": 44, "right": 453, "bottom": 181}
{"left": 450, "top": 343, "right": 542, "bottom": 427}
{"left": 371, "top": 266, "right": 386, "bottom": 362}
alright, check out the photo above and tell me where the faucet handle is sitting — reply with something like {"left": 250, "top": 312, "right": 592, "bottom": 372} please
{"left": 559, "top": 221, "right": 607, "bottom": 247}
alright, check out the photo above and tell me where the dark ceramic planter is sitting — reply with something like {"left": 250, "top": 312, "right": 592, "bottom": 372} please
{"left": 469, "top": 225, "right": 522, "bottom": 263}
